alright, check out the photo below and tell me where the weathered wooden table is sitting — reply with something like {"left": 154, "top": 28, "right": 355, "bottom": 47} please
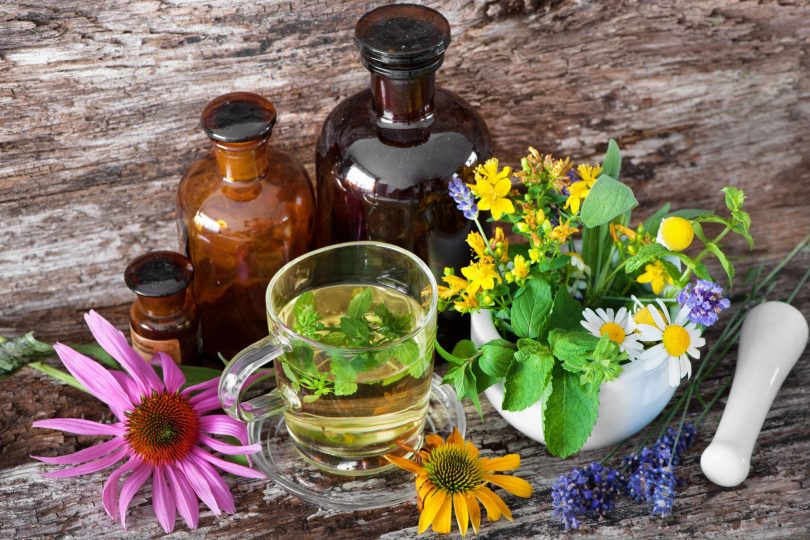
{"left": 2, "top": 1, "right": 809, "bottom": 538}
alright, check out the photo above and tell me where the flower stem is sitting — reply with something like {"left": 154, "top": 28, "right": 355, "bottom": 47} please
{"left": 679, "top": 225, "right": 731, "bottom": 282}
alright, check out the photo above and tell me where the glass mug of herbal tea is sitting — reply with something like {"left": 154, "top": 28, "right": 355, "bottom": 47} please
{"left": 218, "top": 241, "right": 437, "bottom": 476}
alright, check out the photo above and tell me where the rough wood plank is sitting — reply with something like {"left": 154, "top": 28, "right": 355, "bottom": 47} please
{"left": 1, "top": 0, "right": 810, "bottom": 538}
{"left": 1, "top": 0, "right": 809, "bottom": 339}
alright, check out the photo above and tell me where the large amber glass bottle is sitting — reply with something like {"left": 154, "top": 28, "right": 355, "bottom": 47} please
{"left": 177, "top": 92, "right": 315, "bottom": 360}
{"left": 315, "top": 4, "right": 491, "bottom": 344}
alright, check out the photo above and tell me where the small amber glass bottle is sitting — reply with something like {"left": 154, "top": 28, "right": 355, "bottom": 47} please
{"left": 177, "top": 92, "right": 315, "bottom": 360}
{"left": 125, "top": 251, "right": 202, "bottom": 366}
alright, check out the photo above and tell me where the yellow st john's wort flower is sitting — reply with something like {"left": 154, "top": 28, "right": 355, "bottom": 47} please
{"left": 657, "top": 216, "right": 695, "bottom": 252}
{"left": 636, "top": 260, "right": 674, "bottom": 295}
{"left": 492, "top": 227, "right": 510, "bottom": 263}
{"left": 549, "top": 220, "right": 580, "bottom": 243}
{"left": 475, "top": 158, "right": 512, "bottom": 186}
{"left": 471, "top": 177, "right": 515, "bottom": 220}
{"left": 563, "top": 164, "right": 602, "bottom": 215}
{"left": 454, "top": 294, "right": 480, "bottom": 313}
{"left": 385, "top": 428, "right": 532, "bottom": 536}
{"left": 438, "top": 275, "right": 469, "bottom": 299}
{"left": 466, "top": 231, "right": 488, "bottom": 259}
{"left": 461, "top": 260, "right": 501, "bottom": 293}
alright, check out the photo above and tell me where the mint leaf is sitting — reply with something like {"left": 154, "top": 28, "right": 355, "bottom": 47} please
{"left": 705, "top": 241, "right": 735, "bottom": 286}
{"left": 374, "top": 303, "right": 412, "bottom": 338}
{"left": 502, "top": 348, "right": 554, "bottom": 412}
{"left": 479, "top": 339, "right": 515, "bottom": 377}
{"left": 580, "top": 174, "right": 638, "bottom": 228}
{"left": 511, "top": 278, "right": 553, "bottom": 339}
{"left": 601, "top": 139, "right": 622, "bottom": 180}
{"left": 340, "top": 317, "right": 370, "bottom": 344}
{"left": 452, "top": 339, "right": 478, "bottom": 359}
{"left": 722, "top": 186, "right": 745, "bottom": 211}
{"left": 542, "top": 365, "right": 600, "bottom": 458}
{"left": 348, "top": 288, "right": 374, "bottom": 320}
{"left": 624, "top": 243, "right": 668, "bottom": 274}
{"left": 548, "top": 329, "right": 598, "bottom": 363}
{"left": 516, "top": 338, "right": 546, "bottom": 356}
{"left": 547, "top": 286, "right": 583, "bottom": 332}
{"left": 331, "top": 359, "right": 357, "bottom": 396}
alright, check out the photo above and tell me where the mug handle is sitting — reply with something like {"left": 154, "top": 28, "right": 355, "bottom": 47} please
{"left": 217, "top": 335, "right": 300, "bottom": 422}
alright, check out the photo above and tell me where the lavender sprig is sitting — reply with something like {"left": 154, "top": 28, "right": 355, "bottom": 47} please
{"left": 551, "top": 462, "right": 624, "bottom": 529}
{"left": 678, "top": 280, "right": 731, "bottom": 326}
{"left": 449, "top": 177, "right": 479, "bottom": 220}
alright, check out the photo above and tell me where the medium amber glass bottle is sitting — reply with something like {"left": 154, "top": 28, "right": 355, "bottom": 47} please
{"left": 315, "top": 4, "right": 491, "bottom": 344}
{"left": 177, "top": 92, "right": 315, "bottom": 360}
{"left": 125, "top": 251, "right": 202, "bottom": 366}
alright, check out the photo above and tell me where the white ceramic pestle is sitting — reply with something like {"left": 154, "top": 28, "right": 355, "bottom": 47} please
{"left": 700, "top": 301, "right": 808, "bottom": 487}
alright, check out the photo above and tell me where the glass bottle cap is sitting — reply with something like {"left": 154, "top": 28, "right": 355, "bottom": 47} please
{"left": 355, "top": 4, "right": 451, "bottom": 79}
{"left": 125, "top": 251, "right": 194, "bottom": 298}
{"left": 201, "top": 92, "right": 277, "bottom": 143}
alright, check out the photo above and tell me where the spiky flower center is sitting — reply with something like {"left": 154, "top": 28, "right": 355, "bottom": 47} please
{"left": 662, "top": 325, "right": 690, "bottom": 357}
{"left": 425, "top": 445, "right": 483, "bottom": 494}
{"left": 126, "top": 391, "right": 200, "bottom": 465}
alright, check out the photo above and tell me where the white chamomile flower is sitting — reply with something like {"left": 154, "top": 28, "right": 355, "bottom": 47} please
{"left": 580, "top": 307, "right": 644, "bottom": 361}
{"left": 636, "top": 299, "right": 706, "bottom": 387}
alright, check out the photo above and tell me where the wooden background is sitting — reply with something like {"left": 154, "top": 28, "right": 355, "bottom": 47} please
{"left": 1, "top": 0, "right": 809, "bottom": 538}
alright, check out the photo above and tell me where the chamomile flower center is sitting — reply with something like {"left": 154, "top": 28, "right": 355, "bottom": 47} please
{"left": 658, "top": 217, "right": 694, "bottom": 252}
{"left": 662, "top": 325, "right": 690, "bottom": 357}
{"left": 599, "top": 322, "right": 626, "bottom": 344}
{"left": 634, "top": 306, "right": 659, "bottom": 327}
{"left": 425, "top": 445, "right": 483, "bottom": 494}
{"left": 126, "top": 391, "right": 200, "bottom": 465}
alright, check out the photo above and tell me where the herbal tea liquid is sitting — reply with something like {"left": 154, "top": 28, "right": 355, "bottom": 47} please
{"left": 274, "top": 284, "right": 435, "bottom": 475}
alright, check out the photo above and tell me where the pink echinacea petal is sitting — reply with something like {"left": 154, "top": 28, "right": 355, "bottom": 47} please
{"left": 32, "top": 418, "right": 125, "bottom": 437}
{"left": 53, "top": 343, "right": 133, "bottom": 418}
{"left": 119, "top": 461, "right": 154, "bottom": 530}
{"left": 42, "top": 445, "right": 128, "bottom": 478}
{"left": 32, "top": 438, "right": 124, "bottom": 465}
{"left": 102, "top": 457, "right": 140, "bottom": 521}
{"left": 192, "top": 447, "right": 265, "bottom": 479}
{"left": 165, "top": 464, "right": 200, "bottom": 529}
{"left": 158, "top": 352, "right": 186, "bottom": 394}
{"left": 152, "top": 466, "right": 177, "bottom": 533}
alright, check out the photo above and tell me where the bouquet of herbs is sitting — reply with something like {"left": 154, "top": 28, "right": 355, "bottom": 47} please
{"left": 437, "top": 140, "right": 754, "bottom": 457}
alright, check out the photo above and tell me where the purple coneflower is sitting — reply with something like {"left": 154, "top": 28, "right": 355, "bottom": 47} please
{"left": 32, "top": 311, "right": 263, "bottom": 533}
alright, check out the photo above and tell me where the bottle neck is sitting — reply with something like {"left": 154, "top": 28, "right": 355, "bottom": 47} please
{"left": 137, "top": 291, "right": 187, "bottom": 318}
{"left": 371, "top": 72, "right": 436, "bottom": 124}
{"left": 212, "top": 139, "right": 270, "bottom": 181}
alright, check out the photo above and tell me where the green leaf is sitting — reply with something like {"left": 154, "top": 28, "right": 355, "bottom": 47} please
{"left": 692, "top": 221, "right": 709, "bottom": 243}
{"left": 0, "top": 332, "right": 53, "bottom": 375}
{"left": 547, "top": 286, "right": 584, "bottom": 332}
{"left": 178, "top": 365, "right": 223, "bottom": 387}
{"left": 71, "top": 343, "right": 119, "bottom": 368}
{"left": 331, "top": 360, "right": 358, "bottom": 396}
{"left": 705, "top": 242, "right": 735, "bottom": 286}
{"left": 601, "top": 139, "right": 622, "bottom": 180}
{"left": 340, "top": 317, "right": 370, "bottom": 344}
{"left": 28, "top": 362, "right": 87, "bottom": 392}
{"left": 443, "top": 364, "right": 468, "bottom": 397}
{"left": 642, "top": 203, "right": 671, "bottom": 236}
{"left": 539, "top": 255, "right": 570, "bottom": 272}
{"left": 580, "top": 175, "right": 638, "bottom": 228}
{"left": 722, "top": 186, "right": 745, "bottom": 211}
{"left": 731, "top": 209, "right": 754, "bottom": 249}
{"left": 625, "top": 243, "right": 668, "bottom": 274}
{"left": 666, "top": 252, "right": 712, "bottom": 280}
{"left": 452, "top": 339, "right": 477, "bottom": 359}
{"left": 479, "top": 339, "right": 515, "bottom": 378}
{"left": 348, "top": 288, "right": 374, "bottom": 320}
{"left": 502, "top": 349, "right": 554, "bottom": 412}
{"left": 542, "top": 365, "right": 600, "bottom": 458}
{"left": 548, "top": 329, "right": 598, "bottom": 364}
{"left": 669, "top": 208, "right": 713, "bottom": 220}
{"left": 511, "top": 278, "right": 553, "bottom": 339}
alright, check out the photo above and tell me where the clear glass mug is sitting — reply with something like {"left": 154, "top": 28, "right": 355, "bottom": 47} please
{"left": 218, "top": 241, "right": 438, "bottom": 476}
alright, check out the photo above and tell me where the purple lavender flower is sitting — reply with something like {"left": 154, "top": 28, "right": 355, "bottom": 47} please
{"left": 551, "top": 462, "right": 624, "bottom": 529}
{"left": 448, "top": 177, "right": 479, "bottom": 220}
{"left": 559, "top": 170, "right": 576, "bottom": 196}
{"left": 623, "top": 424, "right": 697, "bottom": 517}
{"left": 677, "top": 280, "right": 731, "bottom": 326}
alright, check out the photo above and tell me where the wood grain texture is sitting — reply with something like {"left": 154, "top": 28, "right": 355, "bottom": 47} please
{"left": 1, "top": 0, "right": 809, "bottom": 538}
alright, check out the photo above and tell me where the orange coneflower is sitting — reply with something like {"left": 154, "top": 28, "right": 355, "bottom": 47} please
{"left": 385, "top": 428, "right": 532, "bottom": 536}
